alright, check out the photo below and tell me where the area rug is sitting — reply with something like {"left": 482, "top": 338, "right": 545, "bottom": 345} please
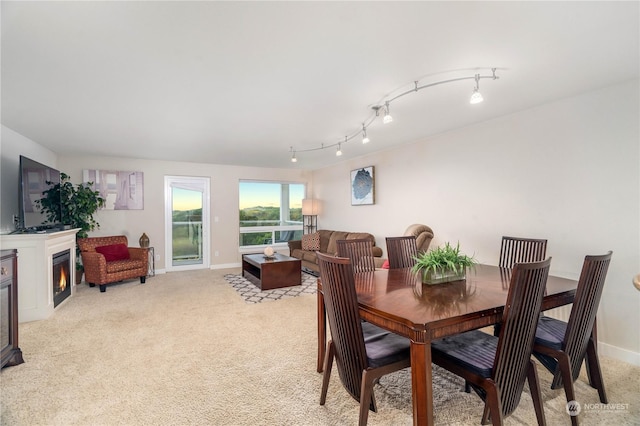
{"left": 224, "top": 271, "right": 317, "bottom": 303}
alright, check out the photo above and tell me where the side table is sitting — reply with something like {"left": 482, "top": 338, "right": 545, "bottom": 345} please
{"left": 147, "top": 247, "right": 155, "bottom": 277}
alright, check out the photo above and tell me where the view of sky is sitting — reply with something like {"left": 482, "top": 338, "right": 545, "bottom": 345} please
{"left": 239, "top": 182, "right": 304, "bottom": 209}
{"left": 172, "top": 187, "right": 202, "bottom": 211}
{"left": 171, "top": 182, "right": 305, "bottom": 211}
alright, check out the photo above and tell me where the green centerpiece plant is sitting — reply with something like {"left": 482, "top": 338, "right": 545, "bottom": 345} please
{"left": 412, "top": 241, "right": 477, "bottom": 285}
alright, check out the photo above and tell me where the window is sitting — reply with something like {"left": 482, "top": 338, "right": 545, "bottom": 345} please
{"left": 239, "top": 181, "right": 304, "bottom": 249}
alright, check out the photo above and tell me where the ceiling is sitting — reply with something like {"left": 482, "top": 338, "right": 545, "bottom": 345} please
{"left": 2, "top": 1, "right": 638, "bottom": 170}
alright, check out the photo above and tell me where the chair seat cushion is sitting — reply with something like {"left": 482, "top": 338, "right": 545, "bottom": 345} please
{"left": 431, "top": 329, "right": 497, "bottom": 378}
{"left": 362, "top": 322, "right": 410, "bottom": 368}
{"left": 96, "top": 243, "right": 130, "bottom": 262}
{"left": 106, "top": 259, "right": 145, "bottom": 273}
{"left": 535, "top": 316, "right": 566, "bottom": 350}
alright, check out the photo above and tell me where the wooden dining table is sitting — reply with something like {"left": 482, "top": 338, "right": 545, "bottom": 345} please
{"left": 316, "top": 264, "right": 578, "bottom": 426}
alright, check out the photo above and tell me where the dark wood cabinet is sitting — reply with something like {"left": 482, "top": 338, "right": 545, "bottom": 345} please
{"left": 1, "top": 249, "right": 24, "bottom": 368}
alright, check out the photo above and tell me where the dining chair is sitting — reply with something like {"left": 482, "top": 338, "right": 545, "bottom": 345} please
{"left": 317, "top": 252, "right": 411, "bottom": 426}
{"left": 336, "top": 239, "right": 377, "bottom": 272}
{"left": 385, "top": 236, "right": 418, "bottom": 269}
{"left": 533, "top": 251, "right": 612, "bottom": 426}
{"left": 494, "top": 235, "right": 548, "bottom": 335}
{"left": 431, "top": 258, "right": 552, "bottom": 426}
{"left": 498, "top": 236, "right": 548, "bottom": 269}
{"left": 316, "top": 239, "right": 376, "bottom": 373}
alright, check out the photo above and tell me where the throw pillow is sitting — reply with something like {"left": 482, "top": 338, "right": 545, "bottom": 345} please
{"left": 301, "top": 232, "right": 320, "bottom": 251}
{"left": 95, "top": 243, "right": 131, "bottom": 262}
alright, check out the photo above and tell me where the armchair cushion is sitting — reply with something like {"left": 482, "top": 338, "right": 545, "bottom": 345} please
{"left": 403, "top": 224, "right": 434, "bottom": 253}
{"left": 95, "top": 243, "right": 130, "bottom": 262}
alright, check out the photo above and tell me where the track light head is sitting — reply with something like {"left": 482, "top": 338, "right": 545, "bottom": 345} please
{"left": 470, "top": 74, "right": 484, "bottom": 104}
{"left": 383, "top": 102, "right": 393, "bottom": 124}
{"left": 470, "top": 90, "right": 483, "bottom": 104}
{"left": 336, "top": 143, "right": 342, "bottom": 156}
{"left": 362, "top": 124, "right": 370, "bottom": 144}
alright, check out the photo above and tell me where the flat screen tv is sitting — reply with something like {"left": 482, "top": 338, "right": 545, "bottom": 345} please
{"left": 18, "top": 155, "right": 62, "bottom": 232}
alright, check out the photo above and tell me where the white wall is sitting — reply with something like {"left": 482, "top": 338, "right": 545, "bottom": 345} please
{"left": 55, "top": 156, "right": 311, "bottom": 271}
{"left": 312, "top": 79, "right": 640, "bottom": 363}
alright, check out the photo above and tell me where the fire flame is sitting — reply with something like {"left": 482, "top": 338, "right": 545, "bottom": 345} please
{"left": 59, "top": 268, "right": 67, "bottom": 292}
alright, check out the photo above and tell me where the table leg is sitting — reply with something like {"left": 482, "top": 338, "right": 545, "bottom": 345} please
{"left": 317, "top": 280, "right": 326, "bottom": 373}
{"left": 410, "top": 339, "right": 434, "bottom": 426}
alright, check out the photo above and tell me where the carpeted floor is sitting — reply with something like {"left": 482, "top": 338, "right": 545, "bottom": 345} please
{"left": 1, "top": 268, "right": 638, "bottom": 425}
{"left": 224, "top": 272, "right": 317, "bottom": 303}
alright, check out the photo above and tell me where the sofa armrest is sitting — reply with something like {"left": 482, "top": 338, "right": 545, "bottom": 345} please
{"left": 128, "top": 247, "right": 148, "bottom": 262}
{"left": 372, "top": 246, "right": 383, "bottom": 258}
{"left": 288, "top": 240, "right": 302, "bottom": 252}
{"left": 80, "top": 251, "right": 108, "bottom": 283}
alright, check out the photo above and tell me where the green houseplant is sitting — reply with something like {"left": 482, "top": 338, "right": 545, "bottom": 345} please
{"left": 411, "top": 242, "right": 477, "bottom": 285}
{"left": 35, "top": 173, "right": 106, "bottom": 281}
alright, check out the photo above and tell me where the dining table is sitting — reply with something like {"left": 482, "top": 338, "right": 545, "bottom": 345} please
{"left": 316, "top": 264, "right": 578, "bottom": 426}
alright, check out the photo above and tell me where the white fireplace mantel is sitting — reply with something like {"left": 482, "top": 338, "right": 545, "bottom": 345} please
{"left": 0, "top": 229, "right": 79, "bottom": 322}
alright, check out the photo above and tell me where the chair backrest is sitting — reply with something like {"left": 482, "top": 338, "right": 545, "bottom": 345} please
{"left": 317, "top": 252, "right": 369, "bottom": 402}
{"left": 386, "top": 236, "right": 418, "bottom": 269}
{"left": 493, "top": 258, "right": 551, "bottom": 417}
{"left": 498, "top": 236, "right": 547, "bottom": 269}
{"left": 336, "top": 239, "right": 376, "bottom": 272}
{"left": 563, "top": 251, "right": 612, "bottom": 382}
{"left": 77, "top": 235, "right": 129, "bottom": 252}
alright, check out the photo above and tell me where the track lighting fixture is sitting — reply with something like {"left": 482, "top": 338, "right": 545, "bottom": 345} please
{"left": 470, "top": 74, "right": 484, "bottom": 104}
{"left": 383, "top": 101, "right": 393, "bottom": 124}
{"left": 289, "top": 68, "right": 499, "bottom": 162}
{"left": 362, "top": 123, "right": 370, "bottom": 144}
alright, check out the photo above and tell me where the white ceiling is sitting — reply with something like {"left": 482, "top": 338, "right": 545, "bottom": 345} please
{"left": 2, "top": 1, "right": 638, "bottom": 170}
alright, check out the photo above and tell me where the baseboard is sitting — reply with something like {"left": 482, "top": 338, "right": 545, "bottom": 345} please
{"left": 599, "top": 341, "right": 640, "bottom": 366}
{"left": 211, "top": 262, "right": 241, "bottom": 270}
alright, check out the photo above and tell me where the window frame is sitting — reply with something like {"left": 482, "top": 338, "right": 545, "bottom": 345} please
{"left": 238, "top": 180, "right": 305, "bottom": 252}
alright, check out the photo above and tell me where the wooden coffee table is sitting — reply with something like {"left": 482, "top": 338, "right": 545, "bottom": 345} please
{"left": 241, "top": 253, "right": 302, "bottom": 290}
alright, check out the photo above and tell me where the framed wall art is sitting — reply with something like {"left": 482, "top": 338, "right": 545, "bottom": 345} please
{"left": 83, "top": 169, "right": 144, "bottom": 210}
{"left": 350, "top": 166, "right": 375, "bottom": 205}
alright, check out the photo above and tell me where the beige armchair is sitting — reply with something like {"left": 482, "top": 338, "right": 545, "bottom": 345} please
{"left": 403, "top": 223, "right": 434, "bottom": 254}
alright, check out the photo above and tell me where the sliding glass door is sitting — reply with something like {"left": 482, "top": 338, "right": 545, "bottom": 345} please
{"left": 164, "top": 176, "right": 210, "bottom": 271}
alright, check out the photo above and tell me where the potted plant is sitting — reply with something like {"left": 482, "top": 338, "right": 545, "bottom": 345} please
{"left": 35, "top": 173, "right": 106, "bottom": 283}
{"left": 411, "top": 241, "right": 477, "bottom": 285}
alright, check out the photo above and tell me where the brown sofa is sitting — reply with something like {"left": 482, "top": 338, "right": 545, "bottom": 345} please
{"left": 78, "top": 235, "right": 148, "bottom": 292}
{"left": 287, "top": 229, "right": 383, "bottom": 274}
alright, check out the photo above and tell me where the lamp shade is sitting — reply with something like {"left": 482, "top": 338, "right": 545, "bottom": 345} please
{"left": 302, "top": 198, "right": 319, "bottom": 215}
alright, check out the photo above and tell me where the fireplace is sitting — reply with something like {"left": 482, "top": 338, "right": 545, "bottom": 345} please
{"left": 53, "top": 250, "right": 71, "bottom": 308}
{"left": 1, "top": 229, "right": 78, "bottom": 322}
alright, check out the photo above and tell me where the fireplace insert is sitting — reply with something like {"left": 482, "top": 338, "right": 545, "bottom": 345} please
{"left": 53, "top": 250, "right": 71, "bottom": 308}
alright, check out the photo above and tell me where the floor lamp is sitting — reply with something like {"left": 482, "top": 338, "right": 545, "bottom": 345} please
{"left": 302, "top": 199, "right": 319, "bottom": 234}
